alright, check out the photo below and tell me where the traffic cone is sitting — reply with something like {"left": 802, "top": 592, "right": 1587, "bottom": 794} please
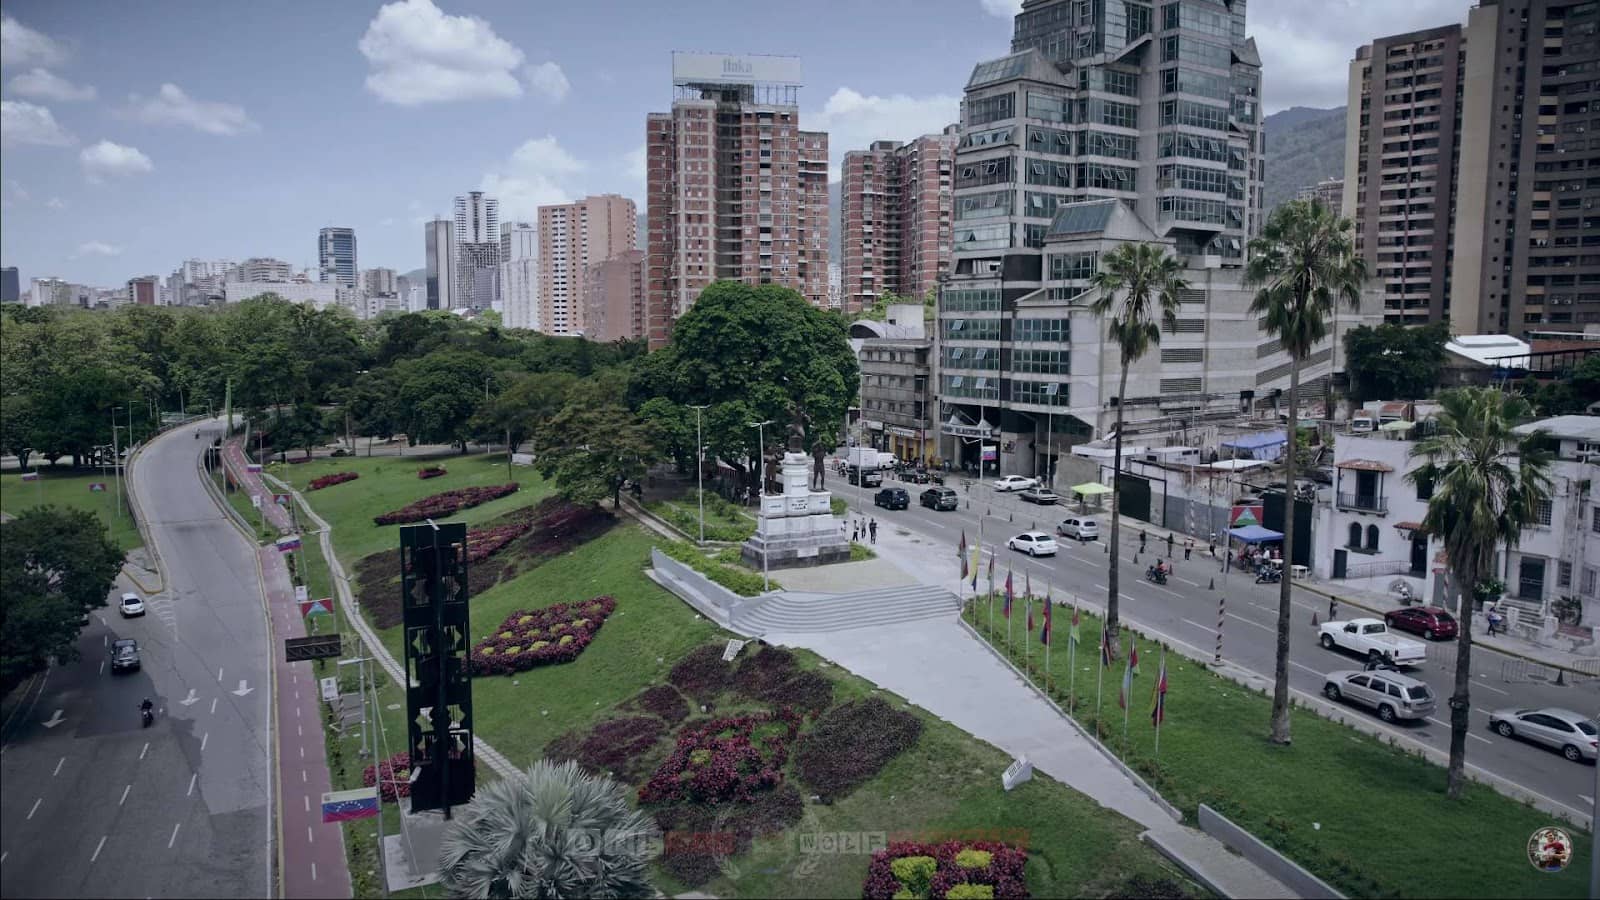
{"left": 1311, "top": 612, "right": 1319, "bottom": 628}
{"left": 1208, "top": 578, "right": 1215, "bottom": 590}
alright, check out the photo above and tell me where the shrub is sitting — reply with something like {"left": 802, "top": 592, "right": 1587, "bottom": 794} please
{"left": 372, "top": 483, "right": 518, "bottom": 525}
{"left": 891, "top": 856, "right": 937, "bottom": 896}
{"left": 955, "top": 849, "right": 993, "bottom": 870}
{"left": 308, "top": 471, "right": 359, "bottom": 491}
{"left": 637, "top": 708, "right": 804, "bottom": 805}
{"left": 795, "top": 697, "right": 922, "bottom": 800}
{"left": 1113, "top": 875, "right": 1192, "bottom": 899}
{"left": 946, "top": 886, "right": 996, "bottom": 900}
{"left": 418, "top": 466, "right": 447, "bottom": 479}
{"left": 469, "top": 596, "right": 617, "bottom": 676}
{"left": 864, "top": 841, "right": 1029, "bottom": 900}
{"left": 733, "top": 647, "right": 833, "bottom": 713}
{"left": 543, "top": 716, "right": 667, "bottom": 783}
{"left": 362, "top": 751, "right": 412, "bottom": 803}
{"left": 830, "top": 497, "right": 847, "bottom": 516}
{"left": 656, "top": 540, "right": 774, "bottom": 596}
{"left": 648, "top": 499, "right": 754, "bottom": 542}
{"left": 666, "top": 644, "right": 734, "bottom": 701}
{"left": 633, "top": 684, "right": 690, "bottom": 724}
{"left": 286, "top": 454, "right": 316, "bottom": 464}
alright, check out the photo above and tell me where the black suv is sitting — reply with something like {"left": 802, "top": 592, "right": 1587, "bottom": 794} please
{"left": 920, "top": 487, "right": 959, "bottom": 511}
{"left": 873, "top": 487, "right": 909, "bottom": 510}
{"left": 110, "top": 639, "right": 140, "bottom": 673}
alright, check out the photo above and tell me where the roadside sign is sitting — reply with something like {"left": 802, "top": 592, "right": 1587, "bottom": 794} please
{"left": 319, "top": 676, "right": 339, "bottom": 702}
{"left": 250, "top": 494, "right": 262, "bottom": 509}
{"left": 284, "top": 634, "right": 342, "bottom": 662}
{"left": 295, "top": 585, "right": 308, "bottom": 604}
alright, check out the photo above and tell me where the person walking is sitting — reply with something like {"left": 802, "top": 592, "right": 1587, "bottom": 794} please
{"left": 1184, "top": 539, "right": 1193, "bottom": 561}
{"left": 852, "top": 523, "right": 859, "bottom": 543}
{"left": 1208, "top": 533, "right": 1216, "bottom": 558}
{"left": 869, "top": 518, "right": 878, "bottom": 544}
{"left": 1329, "top": 598, "right": 1338, "bottom": 622}
{"left": 1139, "top": 529, "right": 1148, "bottom": 552}
{"left": 1166, "top": 532, "right": 1175, "bottom": 555}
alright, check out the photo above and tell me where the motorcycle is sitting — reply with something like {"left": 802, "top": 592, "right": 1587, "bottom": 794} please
{"left": 1144, "top": 566, "right": 1169, "bottom": 585}
{"left": 140, "top": 706, "right": 154, "bottom": 728}
{"left": 1256, "top": 567, "right": 1282, "bottom": 584}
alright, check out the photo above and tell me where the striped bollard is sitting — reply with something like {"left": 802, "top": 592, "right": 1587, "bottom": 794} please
{"left": 1214, "top": 595, "right": 1225, "bottom": 665}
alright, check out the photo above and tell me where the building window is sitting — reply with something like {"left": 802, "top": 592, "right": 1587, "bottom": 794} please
{"left": 1347, "top": 523, "right": 1363, "bottom": 548}
{"left": 1592, "top": 506, "right": 1600, "bottom": 534}
{"left": 1533, "top": 498, "right": 1553, "bottom": 526}
{"left": 1366, "top": 524, "right": 1380, "bottom": 551}
{"left": 1047, "top": 251, "right": 1098, "bottom": 281}
{"left": 1559, "top": 561, "right": 1573, "bottom": 587}
{"left": 1013, "top": 318, "right": 1070, "bottom": 342}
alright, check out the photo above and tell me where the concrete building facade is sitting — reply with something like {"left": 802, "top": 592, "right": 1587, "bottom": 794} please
{"left": 645, "top": 52, "right": 830, "bottom": 347}
{"left": 1294, "top": 177, "right": 1345, "bottom": 216}
{"left": 582, "top": 249, "right": 647, "bottom": 342}
{"left": 361, "top": 267, "right": 397, "bottom": 298}
{"left": 538, "top": 194, "right": 636, "bottom": 336}
{"left": 232, "top": 257, "right": 294, "bottom": 283}
{"left": 840, "top": 128, "right": 959, "bottom": 313}
{"left": 126, "top": 275, "right": 159, "bottom": 306}
{"left": 454, "top": 191, "right": 500, "bottom": 309}
{"left": 224, "top": 280, "right": 339, "bottom": 309}
{"left": 318, "top": 227, "right": 358, "bottom": 287}
{"left": 424, "top": 218, "right": 455, "bottom": 310}
{"left": 1, "top": 266, "right": 18, "bottom": 303}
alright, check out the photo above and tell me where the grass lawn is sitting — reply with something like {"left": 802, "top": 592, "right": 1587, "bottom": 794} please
{"left": 269, "top": 453, "right": 554, "bottom": 566}
{"left": 961, "top": 600, "right": 1592, "bottom": 899}
{"left": 647, "top": 494, "right": 755, "bottom": 542}
{"left": 0, "top": 465, "right": 142, "bottom": 551}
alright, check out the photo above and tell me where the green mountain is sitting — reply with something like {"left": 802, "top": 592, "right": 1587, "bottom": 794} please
{"left": 1264, "top": 105, "right": 1347, "bottom": 212}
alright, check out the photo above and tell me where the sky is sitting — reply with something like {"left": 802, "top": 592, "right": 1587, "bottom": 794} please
{"left": 0, "top": 0, "right": 1472, "bottom": 288}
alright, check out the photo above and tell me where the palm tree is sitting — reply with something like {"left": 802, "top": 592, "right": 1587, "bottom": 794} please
{"left": 1408, "top": 388, "right": 1551, "bottom": 798}
{"left": 438, "top": 759, "right": 659, "bottom": 899}
{"left": 1090, "top": 241, "right": 1187, "bottom": 635}
{"left": 1244, "top": 199, "right": 1365, "bottom": 746}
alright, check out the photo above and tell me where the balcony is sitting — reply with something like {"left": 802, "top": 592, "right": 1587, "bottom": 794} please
{"left": 1337, "top": 493, "right": 1388, "bottom": 514}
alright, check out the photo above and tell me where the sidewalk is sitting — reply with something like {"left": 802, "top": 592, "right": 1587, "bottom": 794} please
{"left": 221, "top": 437, "right": 353, "bottom": 898}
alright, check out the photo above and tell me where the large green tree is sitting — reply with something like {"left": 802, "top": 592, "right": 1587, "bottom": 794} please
{"left": 391, "top": 350, "right": 497, "bottom": 451}
{"left": 0, "top": 507, "right": 124, "bottom": 690}
{"left": 471, "top": 371, "right": 576, "bottom": 454}
{"left": 629, "top": 281, "right": 857, "bottom": 490}
{"left": 1089, "top": 242, "right": 1187, "bottom": 637}
{"left": 537, "top": 372, "right": 658, "bottom": 508}
{"left": 1408, "top": 388, "right": 1551, "bottom": 798}
{"left": 1245, "top": 198, "right": 1366, "bottom": 746}
{"left": 1344, "top": 322, "right": 1450, "bottom": 403}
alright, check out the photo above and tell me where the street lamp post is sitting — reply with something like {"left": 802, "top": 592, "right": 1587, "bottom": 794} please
{"left": 111, "top": 408, "right": 124, "bottom": 519}
{"left": 748, "top": 419, "right": 774, "bottom": 592}
{"left": 22, "top": 447, "right": 40, "bottom": 507}
{"left": 689, "top": 405, "right": 710, "bottom": 544}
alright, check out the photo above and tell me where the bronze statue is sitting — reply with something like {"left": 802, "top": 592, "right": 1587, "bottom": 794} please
{"left": 811, "top": 438, "right": 828, "bottom": 490}
{"left": 786, "top": 404, "right": 808, "bottom": 454}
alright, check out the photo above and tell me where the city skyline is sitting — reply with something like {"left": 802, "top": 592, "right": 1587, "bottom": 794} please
{"left": 1, "top": 0, "right": 1473, "bottom": 287}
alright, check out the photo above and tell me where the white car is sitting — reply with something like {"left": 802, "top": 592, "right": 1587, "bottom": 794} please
{"left": 1322, "top": 669, "right": 1436, "bottom": 722}
{"left": 1317, "top": 617, "right": 1426, "bottom": 667}
{"left": 1489, "top": 707, "right": 1599, "bottom": 762}
{"left": 992, "top": 475, "right": 1039, "bottom": 492}
{"left": 1057, "top": 517, "right": 1100, "bottom": 541}
{"left": 1007, "top": 531, "right": 1058, "bottom": 557}
{"left": 118, "top": 592, "right": 146, "bottom": 618}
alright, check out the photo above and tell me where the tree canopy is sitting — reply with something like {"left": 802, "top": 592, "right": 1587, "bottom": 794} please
{"left": 1344, "top": 322, "right": 1449, "bottom": 403}
{"left": 0, "top": 506, "right": 124, "bottom": 690}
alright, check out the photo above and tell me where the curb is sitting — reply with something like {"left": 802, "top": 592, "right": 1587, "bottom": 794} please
{"left": 121, "top": 439, "right": 168, "bottom": 596}
{"left": 1138, "top": 830, "right": 1237, "bottom": 900}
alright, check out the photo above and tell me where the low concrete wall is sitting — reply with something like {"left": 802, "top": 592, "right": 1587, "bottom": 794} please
{"left": 1198, "top": 804, "right": 1344, "bottom": 899}
{"left": 649, "top": 547, "right": 749, "bottom": 633}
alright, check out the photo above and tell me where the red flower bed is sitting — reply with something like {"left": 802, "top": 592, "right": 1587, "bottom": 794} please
{"left": 469, "top": 596, "right": 617, "bottom": 675}
{"left": 417, "top": 466, "right": 447, "bottom": 480}
{"left": 362, "top": 751, "right": 411, "bottom": 803}
{"left": 465, "top": 521, "right": 532, "bottom": 563}
{"left": 862, "top": 840, "right": 1029, "bottom": 900}
{"left": 287, "top": 454, "right": 316, "bottom": 464}
{"left": 372, "top": 483, "right": 518, "bottom": 525}
{"left": 308, "top": 472, "right": 359, "bottom": 491}
{"left": 638, "top": 707, "right": 804, "bottom": 805}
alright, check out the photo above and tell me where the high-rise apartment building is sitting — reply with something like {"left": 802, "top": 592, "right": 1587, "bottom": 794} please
{"left": 538, "top": 194, "right": 636, "bottom": 336}
{"left": 1342, "top": 24, "right": 1467, "bottom": 326}
{"left": 233, "top": 257, "right": 295, "bottom": 283}
{"left": 840, "top": 127, "right": 960, "bottom": 313}
{"left": 645, "top": 52, "right": 830, "bottom": 347}
{"left": 1295, "top": 178, "right": 1345, "bottom": 216}
{"left": 1453, "top": 0, "right": 1600, "bottom": 333}
{"left": 500, "top": 221, "right": 537, "bottom": 262}
{"left": 318, "top": 227, "right": 358, "bottom": 287}
{"left": 935, "top": 0, "right": 1272, "bottom": 473}
{"left": 361, "top": 267, "right": 397, "bottom": 297}
{"left": 454, "top": 191, "right": 500, "bottom": 309}
{"left": 498, "top": 221, "right": 539, "bottom": 330}
{"left": 583, "top": 249, "right": 647, "bottom": 342}
{"left": 126, "top": 275, "right": 159, "bottom": 306}
{"left": 424, "top": 218, "right": 456, "bottom": 310}
{"left": 1, "top": 267, "right": 19, "bottom": 303}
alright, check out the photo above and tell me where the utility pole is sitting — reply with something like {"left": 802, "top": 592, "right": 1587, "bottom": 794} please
{"left": 689, "top": 404, "right": 710, "bottom": 544}
{"left": 111, "top": 408, "right": 124, "bottom": 519}
{"left": 748, "top": 418, "right": 774, "bottom": 591}
{"left": 505, "top": 426, "right": 513, "bottom": 482}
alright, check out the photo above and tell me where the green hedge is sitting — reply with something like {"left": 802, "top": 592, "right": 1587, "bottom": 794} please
{"left": 656, "top": 540, "right": 776, "bottom": 596}
{"left": 647, "top": 498, "right": 754, "bottom": 542}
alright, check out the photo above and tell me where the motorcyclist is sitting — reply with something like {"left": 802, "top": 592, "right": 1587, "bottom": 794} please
{"left": 140, "top": 697, "right": 153, "bottom": 712}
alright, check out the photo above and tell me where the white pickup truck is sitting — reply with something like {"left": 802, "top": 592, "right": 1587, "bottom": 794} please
{"left": 1317, "top": 617, "right": 1427, "bottom": 668}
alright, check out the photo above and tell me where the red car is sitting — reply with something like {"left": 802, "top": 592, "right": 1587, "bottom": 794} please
{"left": 1384, "top": 605, "right": 1458, "bottom": 641}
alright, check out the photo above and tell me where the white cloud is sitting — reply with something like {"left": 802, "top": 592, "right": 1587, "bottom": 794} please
{"left": 979, "top": 0, "right": 1021, "bottom": 18}
{"left": 480, "top": 136, "right": 584, "bottom": 220}
{"left": 75, "top": 240, "right": 123, "bottom": 257}
{"left": 123, "top": 83, "right": 258, "bottom": 135}
{"left": 7, "top": 67, "right": 95, "bottom": 102}
{"left": 0, "top": 99, "right": 75, "bottom": 147}
{"left": 0, "top": 15, "right": 70, "bottom": 69}
{"left": 525, "top": 61, "right": 570, "bottom": 102}
{"left": 809, "top": 87, "right": 960, "bottom": 180}
{"left": 46, "top": 197, "right": 66, "bottom": 210}
{"left": 358, "top": 0, "right": 525, "bottom": 106}
{"left": 80, "top": 140, "right": 153, "bottom": 183}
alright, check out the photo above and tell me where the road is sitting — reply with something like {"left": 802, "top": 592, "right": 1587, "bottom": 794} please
{"left": 836, "top": 466, "right": 1600, "bottom": 819}
{"left": 1, "top": 418, "right": 273, "bottom": 898}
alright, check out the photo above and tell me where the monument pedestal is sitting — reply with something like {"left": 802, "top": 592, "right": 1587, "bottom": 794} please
{"left": 741, "top": 452, "right": 851, "bottom": 570}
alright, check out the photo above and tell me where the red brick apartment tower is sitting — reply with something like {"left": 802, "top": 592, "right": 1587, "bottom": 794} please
{"left": 841, "top": 127, "right": 958, "bottom": 314}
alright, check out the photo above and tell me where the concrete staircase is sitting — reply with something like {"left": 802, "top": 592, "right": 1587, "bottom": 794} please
{"left": 738, "top": 583, "right": 962, "bottom": 635}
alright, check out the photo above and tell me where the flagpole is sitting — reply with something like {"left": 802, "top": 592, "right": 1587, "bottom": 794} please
{"left": 1154, "top": 648, "right": 1165, "bottom": 760}
{"left": 1045, "top": 584, "right": 1052, "bottom": 694}
{"left": 1095, "top": 627, "right": 1105, "bottom": 740}
{"left": 1068, "top": 604, "right": 1077, "bottom": 714}
{"left": 1122, "top": 633, "right": 1131, "bottom": 743}
{"left": 1024, "top": 594, "right": 1031, "bottom": 676}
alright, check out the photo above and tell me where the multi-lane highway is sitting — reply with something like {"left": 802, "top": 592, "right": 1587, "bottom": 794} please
{"left": 0, "top": 418, "right": 272, "bottom": 898}
{"left": 835, "top": 465, "right": 1599, "bottom": 819}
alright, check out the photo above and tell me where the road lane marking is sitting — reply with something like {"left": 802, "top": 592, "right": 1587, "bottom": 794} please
{"left": 1174, "top": 576, "right": 1200, "bottom": 587}
{"left": 1, "top": 851, "right": 7, "bottom": 863}
{"left": 1474, "top": 678, "right": 1510, "bottom": 696}
{"left": 304, "top": 796, "right": 309, "bottom": 813}
{"left": 217, "top": 668, "right": 223, "bottom": 682}
{"left": 210, "top": 698, "right": 217, "bottom": 714}
{"left": 200, "top": 733, "right": 208, "bottom": 752}
{"left": 168, "top": 823, "right": 180, "bottom": 848}
{"left": 301, "top": 769, "right": 306, "bottom": 783}
{"left": 27, "top": 799, "right": 41, "bottom": 819}
{"left": 90, "top": 836, "right": 106, "bottom": 862}
{"left": 312, "top": 862, "right": 317, "bottom": 881}
{"left": 1227, "top": 612, "right": 1274, "bottom": 634}
{"left": 99, "top": 660, "right": 105, "bottom": 675}
{"left": 103, "top": 635, "right": 108, "bottom": 648}
{"left": 187, "top": 773, "right": 197, "bottom": 797}
{"left": 139, "top": 742, "right": 149, "bottom": 760}
{"left": 53, "top": 756, "right": 64, "bottom": 777}
{"left": 297, "top": 724, "right": 302, "bottom": 737}
{"left": 1291, "top": 661, "right": 1323, "bottom": 677}
{"left": 119, "top": 785, "right": 130, "bottom": 806}
{"left": 1580, "top": 794, "right": 1594, "bottom": 808}
{"left": 299, "top": 746, "right": 304, "bottom": 759}
{"left": 307, "top": 826, "right": 314, "bottom": 845}
{"left": 1180, "top": 618, "right": 1215, "bottom": 633}
{"left": 295, "top": 706, "right": 301, "bottom": 718}
{"left": 1425, "top": 716, "right": 1492, "bottom": 744}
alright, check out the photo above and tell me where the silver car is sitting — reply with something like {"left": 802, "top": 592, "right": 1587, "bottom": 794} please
{"left": 1488, "top": 707, "right": 1599, "bottom": 762}
{"left": 1322, "top": 669, "right": 1436, "bottom": 722}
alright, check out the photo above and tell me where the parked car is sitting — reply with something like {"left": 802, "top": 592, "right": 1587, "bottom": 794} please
{"left": 1057, "top": 517, "right": 1100, "bottom": 541}
{"left": 1007, "top": 531, "right": 1058, "bottom": 557}
{"left": 110, "top": 638, "right": 141, "bottom": 673}
{"left": 119, "top": 592, "right": 146, "bottom": 618}
{"left": 1018, "top": 487, "right": 1061, "bottom": 505}
{"left": 920, "top": 487, "right": 959, "bottom": 511}
{"left": 1317, "top": 617, "right": 1426, "bottom": 667}
{"left": 992, "top": 475, "right": 1038, "bottom": 492}
{"left": 1383, "top": 606, "right": 1458, "bottom": 641}
{"left": 1322, "top": 668, "right": 1435, "bottom": 722}
{"left": 1488, "top": 707, "right": 1599, "bottom": 762}
{"left": 873, "top": 488, "right": 909, "bottom": 510}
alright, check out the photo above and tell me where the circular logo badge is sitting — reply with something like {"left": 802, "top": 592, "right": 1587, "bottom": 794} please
{"left": 1528, "top": 826, "right": 1573, "bottom": 873}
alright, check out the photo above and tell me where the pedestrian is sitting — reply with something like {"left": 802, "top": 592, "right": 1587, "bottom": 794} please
{"left": 1166, "top": 532, "right": 1174, "bottom": 555}
{"left": 1184, "top": 539, "right": 1193, "bottom": 561}
{"left": 1140, "top": 529, "right": 1147, "bottom": 550}
{"left": 852, "top": 524, "right": 859, "bottom": 543}
{"left": 869, "top": 518, "right": 878, "bottom": 544}
{"left": 1328, "top": 598, "right": 1338, "bottom": 622}
{"left": 1223, "top": 549, "right": 1232, "bottom": 572}
{"left": 1208, "top": 534, "right": 1216, "bottom": 558}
